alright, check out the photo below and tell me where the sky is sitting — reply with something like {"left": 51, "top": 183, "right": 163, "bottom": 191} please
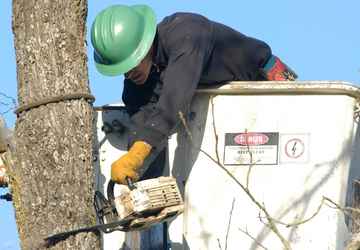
{"left": 0, "top": 0, "right": 360, "bottom": 249}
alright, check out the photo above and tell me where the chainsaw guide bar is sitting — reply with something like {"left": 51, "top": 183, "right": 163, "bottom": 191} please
{"left": 45, "top": 177, "right": 184, "bottom": 244}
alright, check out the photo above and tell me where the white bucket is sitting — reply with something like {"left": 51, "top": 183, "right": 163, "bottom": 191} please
{"left": 95, "top": 81, "right": 360, "bottom": 250}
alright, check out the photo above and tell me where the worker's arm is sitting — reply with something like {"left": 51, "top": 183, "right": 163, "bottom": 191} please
{"left": 111, "top": 21, "right": 212, "bottom": 184}
{"left": 129, "top": 26, "right": 213, "bottom": 149}
{"left": 113, "top": 45, "right": 208, "bottom": 184}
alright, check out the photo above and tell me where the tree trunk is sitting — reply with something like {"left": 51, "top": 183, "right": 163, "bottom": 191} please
{"left": 11, "top": 1, "right": 100, "bottom": 249}
{"left": 345, "top": 181, "right": 360, "bottom": 250}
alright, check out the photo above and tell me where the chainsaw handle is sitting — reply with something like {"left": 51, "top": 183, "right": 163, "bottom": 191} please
{"left": 107, "top": 180, "right": 116, "bottom": 202}
{"left": 125, "top": 177, "right": 136, "bottom": 190}
{"left": 106, "top": 177, "right": 136, "bottom": 203}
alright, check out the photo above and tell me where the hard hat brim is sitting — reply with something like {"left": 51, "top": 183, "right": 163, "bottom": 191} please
{"left": 94, "top": 5, "right": 157, "bottom": 76}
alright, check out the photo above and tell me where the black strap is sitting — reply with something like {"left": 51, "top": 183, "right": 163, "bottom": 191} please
{"left": 15, "top": 93, "right": 95, "bottom": 115}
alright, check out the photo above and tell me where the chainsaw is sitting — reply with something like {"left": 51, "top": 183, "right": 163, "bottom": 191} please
{"left": 45, "top": 176, "right": 184, "bottom": 244}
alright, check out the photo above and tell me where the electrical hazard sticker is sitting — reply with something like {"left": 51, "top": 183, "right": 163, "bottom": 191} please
{"left": 280, "top": 134, "right": 310, "bottom": 163}
{"left": 223, "top": 132, "right": 279, "bottom": 165}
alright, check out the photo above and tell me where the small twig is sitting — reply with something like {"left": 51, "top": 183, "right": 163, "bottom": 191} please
{"left": 0, "top": 92, "right": 16, "bottom": 103}
{"left": 0, "top": 92, "right": 17, "bottom": 115}
{"left": 238, "top": 227, "right": 269, "bottom": 250}
{"left": 217, "top": 238, "right": 222, "bottom": 250}
{"left": 245, "top": 129, "right": 255, "bottom": 190}
{"left": 324, "top": 196, "right": 360, "bottom": 218}
{"left": 324, "top": 198, "right": 360, "bottom": 229}
{"left": 225, "top": 198, "right": 236, "bottom": 250}
{"left": 263, "top": 196, "right": 360, "bottom": 229}
{"left": 267, "top": 198, "right": 325, "bottom": 227}
{"left": 1, "top": 107, "right": 16, "bottom": 115}
{"left": 178, "top": 112, "right": 193, "bottom": 142}
{"left": 0, "top": 101, "right": 10, "bottom": 106}
{"left": 210, "top": 96, "right": 220, "bottom": 163}
{"left": 260, "top": 202, "right": 291, "bottom": 249}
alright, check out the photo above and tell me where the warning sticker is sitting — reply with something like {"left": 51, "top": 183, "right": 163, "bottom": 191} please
{"left": 223, "top": 132, "right": 279, "bottom": 165}
{"left": 280, "top": 134, "right": 310, "bottom": 163}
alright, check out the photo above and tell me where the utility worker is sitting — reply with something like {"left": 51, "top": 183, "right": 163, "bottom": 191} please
{"left": 91, "top": 4, "right": 297, "bottom": 185}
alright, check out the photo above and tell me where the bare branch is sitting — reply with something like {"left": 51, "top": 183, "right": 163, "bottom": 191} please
{"left": 0, "top": 92, "right": 16, "bottom": 103}
{"left": 225, "top": 198, "right": 236, "bottom": 250}
{"left": 217, "top": 238, "right": 222, "bottom": 250}
{"left": 1, "top": 108, "right": 16, "bottom": 116}
{"left": 178, "top": 112, "right": 193, "bottom": 142}
{"left": 244, "top": 129, "right": 258, "bottom": 190}
{"left": 0, "top": 91, "right": 17, "bottom": 115}
{"left": 210, "top": 96, "right": 220, "bottom": 163}
{"left": 0, "top": 100, "right": 10, "bottom": 106}
{"left": 267, "top": 198, "right": 326, "bottom": 227}
{"left": 238, "top": 227, "right": 269, "bottom": 250}
{"left": 261, "top": 196, "right": 360, "bottom": 230}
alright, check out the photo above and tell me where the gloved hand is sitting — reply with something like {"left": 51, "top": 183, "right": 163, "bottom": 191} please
{"left": 111, "top": 141, "right": 152, "bottom": 184}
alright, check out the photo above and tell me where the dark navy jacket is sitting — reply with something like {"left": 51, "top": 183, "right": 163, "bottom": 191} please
{"left": 122, "top": 13, "right": 272, "bottom": 148}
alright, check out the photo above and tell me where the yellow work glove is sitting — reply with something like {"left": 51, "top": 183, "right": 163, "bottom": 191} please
{"left": 111, "top": 141, "right": 152, "bottom": 185}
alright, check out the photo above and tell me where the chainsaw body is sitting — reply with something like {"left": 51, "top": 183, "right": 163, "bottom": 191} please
{"left": 94, "top": 176, "right": 183, "bottom": 232}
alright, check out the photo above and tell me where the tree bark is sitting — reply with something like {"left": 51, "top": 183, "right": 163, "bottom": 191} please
{"left": 345, "top": 181, "right": 360, "bottom": 250}
{"left": 11, "top": 0, "right": 100, "bottom": 249}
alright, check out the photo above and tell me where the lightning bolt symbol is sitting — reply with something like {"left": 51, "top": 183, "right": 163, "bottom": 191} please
{"left": 292, "top": 141, "right": 297, "bottom": 156}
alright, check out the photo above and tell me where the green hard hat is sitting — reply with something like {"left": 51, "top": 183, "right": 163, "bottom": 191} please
{"left": 91, "top": 4, "right": 157, "bottom": 76}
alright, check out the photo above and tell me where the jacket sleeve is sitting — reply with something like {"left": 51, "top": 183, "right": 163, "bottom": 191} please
{"left": 122, "top": 75, "right": 160, "bottom": 116}
{"left": 129, "top": 32, "right": 212, "bottom": 148}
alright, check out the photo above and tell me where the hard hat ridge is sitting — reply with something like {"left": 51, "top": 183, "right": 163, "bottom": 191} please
{"left": 91, "top": 4, "right": 157, "bottom": 76}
